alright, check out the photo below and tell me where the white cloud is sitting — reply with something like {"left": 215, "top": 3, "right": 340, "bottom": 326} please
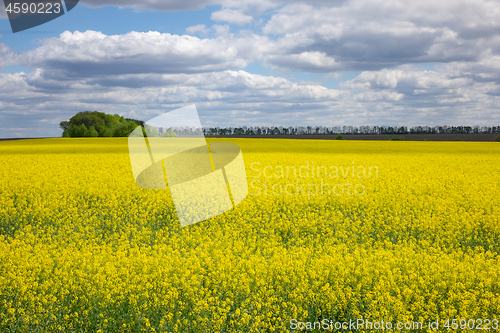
{"left": 19, "top": 30, "right": 253, "bottom": 76}
{"left": 186, "top": 24, "right": 209, "bottom": 35}
{"left": 211, "top": 8, "right": 253, "bottom": 25}
{"left": 265, "top": 51, "right": 339, "bottom": 72}
{"left": 212, "top": 24, "right": 232, "bottom": 37}
{"left": 0, "top": 42, "right": 16, "bottom": 71}
{"left": 261, "top": 0, "right": 500, "bottom": 72}
{"left": 338, "top": 62, "right": 500, "bottom": 124}
{"left": 341, "top": 65, "right": 474, "bottom": 92}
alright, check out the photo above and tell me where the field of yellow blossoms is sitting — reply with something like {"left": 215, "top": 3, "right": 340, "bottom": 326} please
{"left": 0, "top": 138, "right": 499, "bottom": 332}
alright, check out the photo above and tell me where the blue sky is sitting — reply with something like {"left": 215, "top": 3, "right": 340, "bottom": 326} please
{"left": 0, "top": 0, "right": 499, "bottom": 138}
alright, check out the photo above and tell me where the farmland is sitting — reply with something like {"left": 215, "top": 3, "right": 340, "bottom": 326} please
{"left": 0, "top": 138, "right": 499, "bottom": 332}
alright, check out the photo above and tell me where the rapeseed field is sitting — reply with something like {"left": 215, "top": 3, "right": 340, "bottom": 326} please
{"left": 0, "top": 138, "right": 499, "bottom": 332}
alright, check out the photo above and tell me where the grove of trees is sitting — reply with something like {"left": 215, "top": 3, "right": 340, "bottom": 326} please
{"left": 60, "top": 111, "right": 144, "bottom": 137}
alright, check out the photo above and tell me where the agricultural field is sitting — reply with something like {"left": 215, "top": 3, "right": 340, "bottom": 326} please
{"left": 0, "top": 138, "right": 499, "bottom": 332}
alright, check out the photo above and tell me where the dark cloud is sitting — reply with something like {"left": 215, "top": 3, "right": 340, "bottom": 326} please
{"left": 81, "top": 0, "right": 217, "bottom": 11}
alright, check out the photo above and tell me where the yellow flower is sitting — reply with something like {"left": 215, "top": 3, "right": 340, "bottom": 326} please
{"left": 0, "top": 138, "right": 499, "bottom": 332}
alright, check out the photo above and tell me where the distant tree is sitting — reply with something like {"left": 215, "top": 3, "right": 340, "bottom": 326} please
{"left": 60, "top": 111, "right": 142, "bottom": 138}
{"left": 162, "top": 129, "right": 178, "bottom": 137}
{"left": 495, "top": 134, "right": 500, "bottom": 142}
{"left": 145, "top": 125, "right": 158, "bottom": 137}
{"left": 201, "top": 124, "right": 500, "bottom": 137}
{"left": 335, "top": 134, "right": 343, "bottom": 140}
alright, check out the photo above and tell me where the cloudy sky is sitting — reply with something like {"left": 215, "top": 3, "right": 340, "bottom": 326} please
{"left": 0, "top": 0, "right": 499, "bottom": 138}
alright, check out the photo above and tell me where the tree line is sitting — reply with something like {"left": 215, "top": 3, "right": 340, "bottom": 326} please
{"left": 202, "top": 125, "right": 500, "bottom": 136}
{"left": 60, "top": 111, "right": 500, "bottom": 138}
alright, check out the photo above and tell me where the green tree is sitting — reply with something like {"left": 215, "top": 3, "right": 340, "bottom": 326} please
{"left": 113, "top": 122, "right": 138, "bottom": 137}
{"left": 145, "top": 125, "right": 158, "bottom": 137}
{"left": 84, "top": 126, "right": 99, "bottom": 137}
{"left": 59, "top": 121, "right": 70, "bottom": 132}
{"left": 60, "top": 111, "right": 143, "bottom": 138}
{"left": 162, "top": 129, "right": 178, "bottom": 137}
{"left": 335, "top": 134, "right": 343, "bottom": 140}
{"left": 65, "top": 123, "right": 87, "bottom": 137}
